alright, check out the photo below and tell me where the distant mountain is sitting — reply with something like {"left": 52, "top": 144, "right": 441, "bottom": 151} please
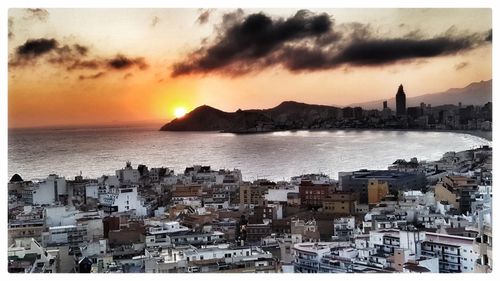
{"left": 160, "top": 101, "right": 341, "bottom": 132}
{"left": 160, "top": 80, "right": 492, "bottom": 133}
{"left": 159, "top": 105, "right": 235, "bottom": 131}
{"left": 350, "top": 79, "right": 492, "bottom": 110}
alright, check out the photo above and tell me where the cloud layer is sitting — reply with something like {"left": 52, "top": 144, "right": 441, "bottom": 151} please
{"left": 197, "top": 9, "right": 212, "bottom": 25}
{"left": 10, "top": 38, "right": 149, "bottom": 80}
{"left": 24, "top": 8, "right": 49, "bottom": 22}
{"left": 171, "top": 10, "right": 491, "bottom": 77}
{"left": 8, "top": 17, "right": 14, "bottom": 39}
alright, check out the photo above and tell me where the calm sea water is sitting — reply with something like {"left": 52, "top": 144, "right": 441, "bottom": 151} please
{"left": 8, "top": 125, "right": 491, "bottom": 182}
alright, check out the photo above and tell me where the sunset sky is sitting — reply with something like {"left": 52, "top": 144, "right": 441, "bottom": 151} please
{"left": 8, "top": 8, "right": 492, "bottom": 128}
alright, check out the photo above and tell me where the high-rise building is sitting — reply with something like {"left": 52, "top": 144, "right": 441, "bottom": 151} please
{"left": 396, "top": 84, "right": 406, "bottom": 116}
{"left": 383, "top": 101, "right": 388, "bottom": 109}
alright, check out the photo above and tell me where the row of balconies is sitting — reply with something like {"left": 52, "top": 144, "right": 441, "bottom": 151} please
{"left": 442, "top": 248, "right": 460, "bottom": 256}
{"left": 440, "top": 257, "right": 461, "bottom": 265}
{"left": 422, "top": 246, "right": 460, "bottom": 256}
{"left": 474, "top": 258, "right": 492, "bottom": 273}
{"left": 473, "top": 240, "right": 488, "bottom": 255}
{"left": 293, "top": 262, "right": 320, "bottom": 273}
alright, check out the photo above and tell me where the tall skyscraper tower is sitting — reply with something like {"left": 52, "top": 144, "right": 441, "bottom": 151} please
{"left": 396, "top": 84, "right": 406, "bottom": 116}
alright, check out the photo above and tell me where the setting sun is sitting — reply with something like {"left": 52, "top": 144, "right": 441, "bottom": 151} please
{"left": 174, "top": 107, "right": 188, "bottom": 118}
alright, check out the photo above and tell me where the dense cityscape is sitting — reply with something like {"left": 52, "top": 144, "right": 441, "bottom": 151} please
{"left": 160, "top": 84, "right": 493, "bottom": 134}
{"left": 6, "top": 7, "right": 493, "bottom": 276}
{"left": 8, "top": 139, "right": 492, "bottom": 273}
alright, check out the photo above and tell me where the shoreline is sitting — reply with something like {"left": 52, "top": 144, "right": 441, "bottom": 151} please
{"left": 227, "top": 128, "right": 492, "bottom": 142}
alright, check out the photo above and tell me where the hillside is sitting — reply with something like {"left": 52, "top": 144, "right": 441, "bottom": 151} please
{"left": 160, "top": 105, "right": 236, "bottom": 131}
{"left": 350, "top": 80, "right": 492, "bottom": 110}
{"left": 160, "top": 101, "right": 341, "bottom": 132}
{"left": 160, "top": 80, "right": 492, "bottom": 133}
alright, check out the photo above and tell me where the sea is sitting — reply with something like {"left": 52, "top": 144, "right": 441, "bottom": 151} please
{"left": 8, "top": 124, "right": 491, "bottom": 182}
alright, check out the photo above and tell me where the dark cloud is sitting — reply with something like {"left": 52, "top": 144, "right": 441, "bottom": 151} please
{"left": 16, "top": 38, "right": 58, "bottom": 58}
{"left": 172, "top": 10, "right": 334, "bottom": 77}
{"left": 10, "top": 38, "right": 95, "bottom": 69}
{"left": 454, "top": 61, "right": 469, "bottom": 70}
{"left": 66, "top": 59, "right": 101, "bottom": 71}
{"left": 151, "top": 16, "right": 160, "bottom": 27}
{"left": 10, "top": 38, "right": 149, "bottom": 81}
{"left": 24, "top": 8, "right": 49, "bottom": 22}
{"left": 270, "top": 35, "right": 485, "bottom": 73}
{"left": 107, "top": 55, "right": 148, "bottom": 70}
{"left": 171, "top": 10, "right": 491, "bottom": 77}
{"left": 330, "top": 35, "right": 484, "bottom": 66}
{"left": 8, "top": 17, "right": 14, "bottom": 39}
{"left": 79, "top": 72, "right": 105, "bottom": 80}
{"left": 73, "top": 44, "right": 89, "bottom": 56}
{"left": 485, "top": 29, "right": 492, "bottom": 42}
{"left": 197, "top": 9, "right": 212, "bottom": 25}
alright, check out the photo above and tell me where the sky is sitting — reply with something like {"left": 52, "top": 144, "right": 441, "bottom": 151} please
{"left": 7, "top": 8, "right": 492, "bottom": 128}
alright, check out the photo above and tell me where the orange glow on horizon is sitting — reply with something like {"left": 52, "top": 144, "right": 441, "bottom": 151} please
{"left": 6, "top": 9, "right": 492, "bottom": 128}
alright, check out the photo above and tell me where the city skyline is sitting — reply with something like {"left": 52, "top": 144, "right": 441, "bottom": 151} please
{"left": 6, "top": 6, "right": 494, "bottom": 274}
{"left": 8, "top": 8, "right": 492, "bottom": 128}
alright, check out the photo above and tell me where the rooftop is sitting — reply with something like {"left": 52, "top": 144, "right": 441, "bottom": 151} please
{"left": 346, "top": 170, "right": 420, "bottom": 180}
{"left": 293, "top": 242, "right": 335, "bottom": 254}
{"left": 424, "top": 232, "right": 474, "bottom": 246}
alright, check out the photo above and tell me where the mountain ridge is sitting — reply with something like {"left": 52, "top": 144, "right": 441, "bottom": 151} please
{"left": 160, "top": 79, "right": 492, "bottom": 132}
{"left": 350, "top": 79, "right": 492, "bottom": 110}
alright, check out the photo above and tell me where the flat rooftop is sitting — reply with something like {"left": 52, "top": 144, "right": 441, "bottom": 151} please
{"left": 424, "top": 232, "right": 474, "bottom": 246}
{"left": 346, "top": 170, "right": 420, "bottom": 179}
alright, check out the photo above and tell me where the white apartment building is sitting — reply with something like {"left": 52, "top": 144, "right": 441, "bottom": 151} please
{"left": 22, "top": 174, "right": 67, "bottom": 205}
{"left": 42, "top": 225, "right": 87, "bottom": 251}
{"left": 115, "top": 162, "right": 141, "bottom": 184}
{"left": 44, "top": 206, "right": 79, "bottom": 227}
{"left": 144, "top": 221, "right": 224, "bottom": 248}
{"left": 145, "top": 244, "right": 274, "bottom": 273}
{"left": 99, "top": 186, "right": 147, "bottom": 216}
{"left": 292, "top": 242, "right": 336, "bottom": 273}
{"left": 8, "top": 238, "right": 58, "bottom": 273}
{"left": 333, "top": 217, "right": 356, "bottom": 241}
{"left": 422, "top": 232, "right": 478, "bottom": 273}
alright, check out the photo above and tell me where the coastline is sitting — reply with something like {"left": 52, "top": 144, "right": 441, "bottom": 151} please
{"left": 336, "top": 128, "right": 493, "bottom": 141}
{"left": 227, "top": 128, "right": 492, "bottom": 142}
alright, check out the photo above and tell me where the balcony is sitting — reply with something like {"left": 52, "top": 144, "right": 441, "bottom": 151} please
{"left": 473, "top": 240, "right": 487, "bottom": 254}
{"left": 254, "top": 265, "right": 276, "bottom": 272}
{"left": 474, "top": 259, "right": 492, "bottom": 273}
{"left": 440, "top": 258, "right": 461, "bottom": 266}
{"left": 293, "top": 262, "right": 320, "bottom": 273}
{"left": 442, "top": 249, "right": 460, "bottom": 256}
